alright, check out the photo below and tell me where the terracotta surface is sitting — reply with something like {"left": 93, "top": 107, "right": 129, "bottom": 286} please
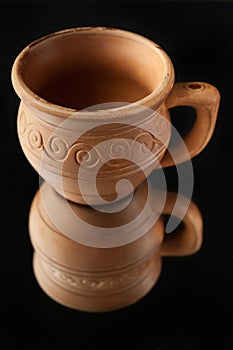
{"left": 12, "top": 27, "right": 220, "bottom": 204}
{"left": 29, "top": 182, "right": 203, "bottom": 312}
{"left": 11, "top": 27, "right": 217, "bottom": 312}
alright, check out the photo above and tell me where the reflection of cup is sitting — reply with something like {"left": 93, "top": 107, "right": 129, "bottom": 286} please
{"left": 12, "top": 27, "right": 220, "bottom": 204}
{"left": 29, "top": 181, "right": 203, "bottom": 312}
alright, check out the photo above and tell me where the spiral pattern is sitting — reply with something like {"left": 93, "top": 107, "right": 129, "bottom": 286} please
{"left": 108, "top": 139, "right": 131, "bottom": 158}
{"left": 134, "top": 132, "right": 155, "bottom": 154}
{"left": 104, "top": 139, "right": 131, "bottom": 168}
{"left": 28, "top": 129, "right": 43, "bottom": 150}
{"left": 46, "top": 137, "right": 68, "bottom": 161}
{"left": 75, "top": 143, "right": 100, "bottom": 168}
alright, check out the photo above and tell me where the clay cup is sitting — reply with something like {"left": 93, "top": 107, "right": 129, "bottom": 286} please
{"left": 12, "top": 27, "right": 220, "bottom": 204}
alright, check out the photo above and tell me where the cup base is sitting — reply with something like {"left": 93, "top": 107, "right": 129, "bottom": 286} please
{"left": 33, "top": 252, "right": 162, "bottom": 312}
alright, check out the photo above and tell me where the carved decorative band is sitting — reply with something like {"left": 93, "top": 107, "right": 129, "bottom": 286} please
{"left": 38, "top": 254, "right": 156, "bottom": 296}
{"left": 18, "top": 109, "right": 168, "bottom": 170}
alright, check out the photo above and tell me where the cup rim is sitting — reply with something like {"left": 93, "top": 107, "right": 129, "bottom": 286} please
{"left": 12, "top": 27, "right": 175, "bottom": 119}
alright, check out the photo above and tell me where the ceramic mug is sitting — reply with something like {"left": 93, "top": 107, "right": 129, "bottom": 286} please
{"left": 12, "top": 27, "right": 220, "bottom": 204}
{"left": 29, "top": 181, "right": 203, "bottom": 312}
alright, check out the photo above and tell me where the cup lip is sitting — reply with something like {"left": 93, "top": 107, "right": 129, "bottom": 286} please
{"left": 12, "top": 26, "right": 175, "bottom": 119}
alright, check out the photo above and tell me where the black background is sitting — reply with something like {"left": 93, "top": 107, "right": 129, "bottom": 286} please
{"left": 1, "top": 1, "right": 233, "bottom": 349}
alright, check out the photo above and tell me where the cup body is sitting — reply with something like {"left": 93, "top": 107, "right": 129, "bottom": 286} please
{"left": 12, "top": 27, "right": 174, "bottom": 204}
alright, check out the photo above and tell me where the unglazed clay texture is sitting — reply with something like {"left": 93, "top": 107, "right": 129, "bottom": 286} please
{"left": 11, "top": 27, "right": 219, "bottom": 312}
{"left": 12, "top": 27, "right": 220, "bottom": 204}
{"left": 17, "top": 102, "right": 170, "bottom": 204}
{"left": 29, "top": 182, "right": 202, "bottom": 312}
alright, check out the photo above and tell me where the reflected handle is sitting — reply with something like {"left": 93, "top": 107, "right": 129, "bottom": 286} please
{"left": 160, "top": 193, "right": 203, "bottom": 256}
{"left": 160, "top": 82, "right": 220, "bottom": 167}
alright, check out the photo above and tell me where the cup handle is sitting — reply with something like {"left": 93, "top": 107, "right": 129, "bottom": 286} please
{"left": 160, "top": 192, "right": 203, "bottom": 256}
{"left": 160, "top": 82, "right": 220, "bottom": 167}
